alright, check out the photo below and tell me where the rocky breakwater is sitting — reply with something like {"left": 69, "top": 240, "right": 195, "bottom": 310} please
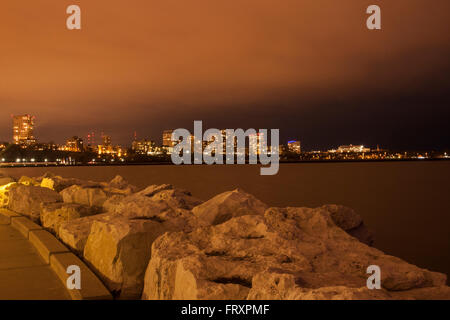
{"left": 142, "top": 207, "right": 448, "bottom": 300}
{"left": 81, "top": 184, "right": 205, "bottom": 298}
{"left": 0, "top": 172, "right": 448, "bottom": 300}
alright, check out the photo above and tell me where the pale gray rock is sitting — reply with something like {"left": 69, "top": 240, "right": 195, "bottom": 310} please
{"left": 0, "top": 181, "right": 17, "bottom": 207}
{"left": 40, "top": 202, "right": 101, "bottom": 235}
{"left": 84, "top": 208, "right": 201, "bottom": 299}
{"left": 320, "top": 204, "right": 374, "bottom": 246}
{"left": 8, "top": 185, "right": 62, "bottom": 222}
{"left": 142, "top": 207, "right": 448, "bottom": 300}
{"left": 18, "top": 176, "right": 40, "bottom": 186}
{"left": 61, "top": 185, "right": 108, "bottom": 207}
{"left": 58, "top": 213, "right": 113, "bottom": 253}
{"left": 106, "top": 175, "right": 135, "bottom": 191}
{"left": 40, "top": 176, "right": 87, "bottom": 192}
{"left": 104, "top": 184, "right": 203, "bottom": 218}
{"left": 136, "top": 184, "right": 174, "bottom": 197}
{"left": 191, "top": 188, "right": 268, "bottom": 225}
{"left": 320, "top": 204, "right": 362, "bottom": 230}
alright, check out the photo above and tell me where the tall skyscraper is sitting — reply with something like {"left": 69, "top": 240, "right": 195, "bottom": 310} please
{"left": 12, "top": 114, "right": 36, "bottom": 145}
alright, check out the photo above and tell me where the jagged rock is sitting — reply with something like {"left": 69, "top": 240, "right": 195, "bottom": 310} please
{"left": 347, "top": 224, "right": 374, "bottom": 246}
{"left": 97, "top": 175, "right": 136, "bottom": 196}
{"left": 58, "top": 213, "right": 113, "bottom": 253}
{"left": 137, "top": 184, "right": 173, "bottom": 197}
{"left": 102, "top": 194, "right": 127, "bottom": 212}
{"left": 103, "top": 193, "right": 171, "bottom": 218}
{"left": 320, "top": 204, "right": 374, "bottom": 246}
{"left": 247, "top": 272, "right": 391, "bottom": 300}
{"left": 18, "top": 176, "right": 40, "bottom": 186}
{"left": 102, "top": 186, "right": 135, "bottom": 196}
{"left": 38, "top": 172, "right": 102, "bottom": 188}
{"left": 150, "top": 188, "right": 203, "bottom": 210}
{"left": 8, "top": 185, "right": 62, "bottom": 222}
{"left": 107, "top": 175, "right": 135, "bottom": 191}
{"left": 41, "top": 176, "right": 86, "bottom": 192}
{"left": 40, "top": 202, "right": 101, "bottom": 235}
{"left": 61, "top": 185, "right": 108, "bottom": 207}
{"left": 104, "top": 184, "right": 202, "bottom": 217}
{"left": 320, "top": 204, "right": 362, "bottom": 230}
{"left": 191, "top": 188, "right": 268, "bottom": 225}
{"left": 0, "top": 182, "right": 17, "bottom": 207}
{"left": 142, "top": 207, "right": 448, "bottom": 300}
{"left": 84, "top": 208, "right": 201, "bottom": 299}
{"left": 61, "top": 177, "right": 138, "bottom": 208}
{"left": 248, "top": 271, "right": 450, "bottom": 300}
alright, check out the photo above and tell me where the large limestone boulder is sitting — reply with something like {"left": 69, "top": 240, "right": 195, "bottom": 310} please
{"left": 248, "top": 271, "right": 392, "bottom": 300}
{"left": 320, "top": 204, "right": 374, "bottom": 246}
{"left": 84, "top": 208, "right": 201, "bottom": 299}
{"left": 39, "top": 172, "right": 105, "bottom": 189}
{"left": 149, "top": 188, "right": 202, "bottom": 210}
{"left": 40, "top": 202, "right": 101, "bottom": 235}
{"left": 58, "top": 213, "right": 113, "bottom": 253}
{"left": 103, "top": 194, "right": 171, "bottom": 218}
{"left": 61, "top": 176, "right": 137, "bottom": 207}
{"left": 142, "top": 207, "right": 448, "bottom": 300}
{"left": 104, "top": 184, "right": 203, "bottom": 217}
{"left": 18, "top": 176, "right": 40, "bottom": 186}
{"left": 136, "top": 184, "right": 173, "bottom": 197}
{"left": 248, "top": 271, "right": 450, "bottom": 300}
{"left": 191, "top": 188, "right": 268, "bottom": 225}
{"left": 8, "top": 185, "right": 62, "bottom": 222}
{"left": 96, "top": 175, "right": 136, "bottom": 196}
{"left": 41, "top": 176, "right": 86, "bottom": 192}
{"left": 136, "top": 184, "right": 202, "bottom": 210}
{"left": 0, "top": 182, "right": 17, "bottom": 207}
{"left": 105, "top": 175, "right": 136, "bottom": 192}
{"left": 61, "top": 185, "right": 109, "bottom": 207}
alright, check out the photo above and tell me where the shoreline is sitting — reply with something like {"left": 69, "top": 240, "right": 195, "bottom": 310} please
{"left": 0, "top": 173, "right": 448, "bottom": 299}
{"left": 1, "top": 162, "right": 449, "bottom": 282}
{"left": 1, "top": 157, "right": 449, "bottom": 169}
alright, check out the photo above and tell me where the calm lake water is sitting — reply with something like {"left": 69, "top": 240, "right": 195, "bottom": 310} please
{"left": 2, "top": 161, "right": 449, "bottom": 279}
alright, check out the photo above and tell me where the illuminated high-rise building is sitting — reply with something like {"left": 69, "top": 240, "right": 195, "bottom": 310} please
{"left": 287, "top": 140, "right": 301, "bottom": 154}
{"left": 102, "top": 134, "right": 111, "bottom": 146}
{"left": 132, "top": 139, "right": 156, "bottom": 155}
{"left": 65, "top": 136, "right": 84, "bottom": 152}
{"left": 12, "top": 114, "right": 36, "bottom": 145}
{"left": 162, "top": 130, "right": 175, "bottom": 148}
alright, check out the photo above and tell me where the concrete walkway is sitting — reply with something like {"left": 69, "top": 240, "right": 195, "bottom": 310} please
{"left": 0, "top": 221, "right": 70, "bottom": 299}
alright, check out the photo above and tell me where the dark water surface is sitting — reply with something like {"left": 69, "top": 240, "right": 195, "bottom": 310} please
{"left": 2, "top": 161, "right": 449, "bottom": 279}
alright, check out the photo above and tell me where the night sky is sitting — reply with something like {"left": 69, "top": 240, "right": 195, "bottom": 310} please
{"left": 1, "top": 0, "right": 449, "bottom": 150}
